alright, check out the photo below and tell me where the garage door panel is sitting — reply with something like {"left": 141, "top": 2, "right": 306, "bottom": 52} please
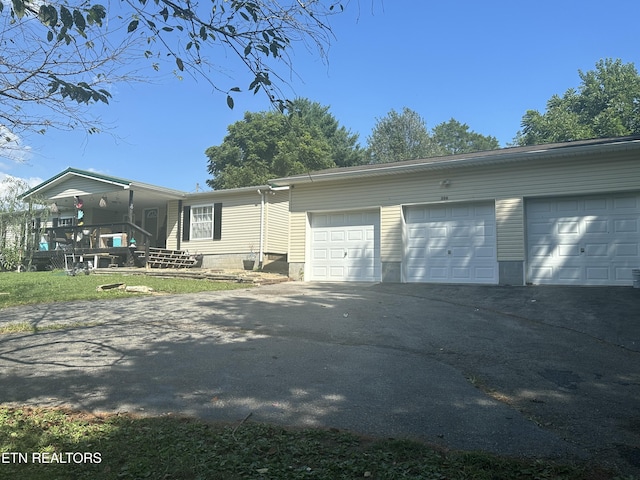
{"left": 475, "top": 246, "right": 495, "bottom": 258}
{"left": 475, "top": 266, "right": 498, "bottom": 280}
{"left": 558, "top": 220, "right": 580, "bottom": 235}
{"left": 586, "top": 267, "right": 609, "bottom": 281}
{"left": 526, "top": 193, "right": 640, "bottom": 285}
{"left": 312, "top": 249, "right": 328, "bottom": 260}
{"left": 404, "top": 202, "right": 498, "bottom": 284}
{"left": 616, "top": 243, "right": 639, "bottom": 257}
{"left": 614, "top": 196, "right": 639, "bottom": 209}
{"left": 585, "top": 219, "right": 608, "bottom": 233}
{"left": 585, "top": 243, "right": 609, "bottom": 257}
{"left": 330, "top": 230, "right": 345, "bottom": 241}
{"left": 557, "top": 267, "right": 581, "bottom": 281}
{"left": 615, "top": 219, "right": 638, "bottom": 233}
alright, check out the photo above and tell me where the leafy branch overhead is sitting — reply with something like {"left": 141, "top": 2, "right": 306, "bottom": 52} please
{"left": 0, "top": 0, "right": 345, "bottom": 140}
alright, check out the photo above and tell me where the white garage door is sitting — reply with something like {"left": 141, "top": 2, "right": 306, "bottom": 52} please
{"left": 309, "top": 210, "right": 380, "bottom": 281}
{"left": 526, "top": 194, "right": 640, "bottom": 285}
{"left": 404, "top": 202, "right": 498, "bottom": 284}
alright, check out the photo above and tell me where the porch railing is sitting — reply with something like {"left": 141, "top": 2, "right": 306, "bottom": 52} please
{"left": 40, "top": 222, "right": 151, "bottom": 260}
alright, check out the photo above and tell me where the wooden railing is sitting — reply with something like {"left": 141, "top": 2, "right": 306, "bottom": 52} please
{"left": 42, "top": 222, "right": 151, "bottom": 260}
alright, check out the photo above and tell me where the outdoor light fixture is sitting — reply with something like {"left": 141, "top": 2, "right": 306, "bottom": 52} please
{"left": 99, "top": 196, "right": 108, "bottom": 208}
{"left": 50, "top": 202, "right": 59, "bottom": 213}
{"left": 440, "top": 179, "right": 451, "bottom": 188}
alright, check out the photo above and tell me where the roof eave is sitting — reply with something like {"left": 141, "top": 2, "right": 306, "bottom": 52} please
{"left": 270, "top": 137, "right": 640, "bottom": 186}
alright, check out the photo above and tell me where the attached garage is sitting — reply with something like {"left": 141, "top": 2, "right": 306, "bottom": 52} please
{"left": 274, "top": 136, "right": 640, "bottom": 285}
{"left": 526, "top": 193, "right": 640, "bottom": 285}
{"left": 403, "top": 202, "right": 498, "bottom": 284}
{"left": 308, "top": 210, "right": 381, "bottom": 281}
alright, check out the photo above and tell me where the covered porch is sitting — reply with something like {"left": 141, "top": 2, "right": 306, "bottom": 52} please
{"left": 21, "top": 168, "right": 188, "bottom": 270}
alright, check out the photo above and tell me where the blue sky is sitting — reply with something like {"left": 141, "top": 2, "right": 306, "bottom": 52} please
{"left": 2, "top": 0, "right": 639, "bottom": 193}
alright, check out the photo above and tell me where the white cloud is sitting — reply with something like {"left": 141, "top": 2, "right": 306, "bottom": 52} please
{"left": 0, "top": 173, "right": 43, "bottom": 198}
{"left": 0, "top": 126, "right": 32, "bottom": 164}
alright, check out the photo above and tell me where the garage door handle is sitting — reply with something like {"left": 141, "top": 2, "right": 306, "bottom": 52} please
{"left": 344, "top": 250, "right": 348, "bottom": 258}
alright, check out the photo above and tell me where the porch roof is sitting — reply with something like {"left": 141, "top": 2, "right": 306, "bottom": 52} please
{"left": 20, "top": 167, "right": 187, "bottom": 210}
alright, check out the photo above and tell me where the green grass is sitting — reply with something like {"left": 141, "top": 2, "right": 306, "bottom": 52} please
{"left": 0, "top": 406, "right": 615, "bottom": 480}
{"left": 0, "top": 271, "right": 250, "bottom": 309}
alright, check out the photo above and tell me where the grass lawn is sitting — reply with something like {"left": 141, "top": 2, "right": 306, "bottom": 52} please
{"left": 0, "top": 271, "right": 250, "bottom": 310}
{"left": 0, "top": 406, "right": 612, "bottom": 480}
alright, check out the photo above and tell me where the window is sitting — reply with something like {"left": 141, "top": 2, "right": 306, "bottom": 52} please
{"left": 182, "top": 203, "right": 222, "bottom": 241}
{"left": 191, "top": 205, "right": 213, "bottom": 240}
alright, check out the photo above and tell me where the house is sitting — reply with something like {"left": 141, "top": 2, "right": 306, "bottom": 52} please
{"left": 19, "top": 168, "right": 289, "bottom": 270}
{"left": 270, "top": 135, "right": 640, "bottom": 286}
{"left": 18, "top": 135, "right": 640, "bottom": 285}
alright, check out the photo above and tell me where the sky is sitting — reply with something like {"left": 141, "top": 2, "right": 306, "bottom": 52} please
{"left": 2, "top": 0, "right": 640, "bottom": 193}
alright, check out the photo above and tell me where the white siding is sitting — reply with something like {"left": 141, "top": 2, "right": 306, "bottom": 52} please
{"left": 167, "top": 190, "right": 289, "bottom": 256}
{"left": 496, "top": 198, "right": 524, "bottom": 261}
{"left": 166, "top": 200, "right": 180, "bottom": 249}
{"left": 264, "top": 190, "right": 289, "bottom": 254}
{"left": 46, "top": 177, "right": 121, "bottom": 199}
{"left": 381, "top": 205, "right": 403, "bottom": 261}
{"left": 289, "top": 212, "right": 308, "bottom": 263}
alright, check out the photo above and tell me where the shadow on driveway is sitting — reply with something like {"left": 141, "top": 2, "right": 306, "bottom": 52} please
{"left": 1, "top": 282, "right": 639, "bottom": 475}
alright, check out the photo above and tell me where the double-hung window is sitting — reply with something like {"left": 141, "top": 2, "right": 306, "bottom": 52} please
{"left": 182, "top": 203, "right": 222, "bottom": 241}
{"left": 191, "top": 205, "right": 214, "bottom": 240}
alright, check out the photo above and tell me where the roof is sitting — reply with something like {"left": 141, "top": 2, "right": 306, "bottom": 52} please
{"left": 19, "top": 167, "right": 188, "bottom": 200}
{"left": 19, "top": 168, "right": 289, "bottom": 205}
{"left": 270, "top": 135, "right": 640, "bottom": 186}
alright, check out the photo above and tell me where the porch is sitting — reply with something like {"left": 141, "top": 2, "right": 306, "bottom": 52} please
{"left": 32, "top": 222, "right": 151, "bottom": 270}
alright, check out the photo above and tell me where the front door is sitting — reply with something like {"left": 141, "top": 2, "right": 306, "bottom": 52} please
{"left": 143, "top": 208, "right": 159, "bottom": 247}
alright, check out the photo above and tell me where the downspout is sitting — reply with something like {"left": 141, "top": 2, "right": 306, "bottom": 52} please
{"left": 257, "top": 189, "right": 265, "bottom": 267}
{"left": 177, "top": 200, "right": 182, "bottom": 250}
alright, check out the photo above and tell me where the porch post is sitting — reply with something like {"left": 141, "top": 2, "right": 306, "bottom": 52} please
{"left": 128, "top": 189, "right": 134, "bottom": 223}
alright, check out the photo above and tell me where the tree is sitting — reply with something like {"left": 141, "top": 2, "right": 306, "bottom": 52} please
{"left": 205, "top": 98, "right": 363, "bottom": 189}
{"left": 367, "top": 107, "right": 440, "bottom": 164}
{"left": 517, "top": 59, "right": 640, "bottom": 145}
{"left": 1, "top": 7, "right": 134, "bottom": 142}
{"left": 1, "top": 0, "right": 346, "bottom": 155}
{"left": 0, "top": 176, "right": 48, "bottom": 270}
{"left": 431, "top": 118, "right": 499, "bottom": 154}
{"left": 287, "top": 98, "right": 365, "bottom": 167}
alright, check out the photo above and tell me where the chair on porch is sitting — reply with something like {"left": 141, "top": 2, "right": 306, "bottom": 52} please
{"left": 52, "top": 229, "right": 73, "bottom": 251}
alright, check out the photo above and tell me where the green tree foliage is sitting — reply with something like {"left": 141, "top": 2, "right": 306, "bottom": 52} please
{"left": 287, "top": 98, "right": 365, "bottom": 167}
{"left": 205, "top": 98, "right": 364, "bottom": 189}
{"left": 517, "top": 59, "right": 640, "bottom": 145}
{"left": 431, "top": 118, "right": 499, "bottom": 154}
{"left": 367, "top": 109, "right": 499, "bottom": 163}
{"left": 367, "top": 108, "right": 439, "bottom": 164}
{"left": 1, "top": 0, "right": 345, "bottom": 143}
{"left": 0, "top": 176, "right": 48, "bottom": 270}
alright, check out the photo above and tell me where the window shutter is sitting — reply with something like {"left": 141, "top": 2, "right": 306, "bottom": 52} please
{"left": 182, "top": 206, "right": 191, "bottom": 241}
{"left": 213, "top": 203, "right": 222, "bottom": 240}
{"left": 53, "top": 218, "right": 59, "bottom": 228}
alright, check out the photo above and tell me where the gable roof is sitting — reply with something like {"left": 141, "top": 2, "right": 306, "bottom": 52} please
{"left": 19, "top": 167, "right": 187, "bottom": 200}
{"left": 270, "top": 135, "right": 640, "bottom": 186}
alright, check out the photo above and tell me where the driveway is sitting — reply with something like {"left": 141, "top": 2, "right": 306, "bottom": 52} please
{"left": 1, "top": 282, "right": 639, "bottom": 475}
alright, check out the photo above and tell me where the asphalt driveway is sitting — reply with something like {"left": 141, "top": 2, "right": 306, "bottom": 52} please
{"left": 1, "top": 282, "right": 639, "bottom": 475}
